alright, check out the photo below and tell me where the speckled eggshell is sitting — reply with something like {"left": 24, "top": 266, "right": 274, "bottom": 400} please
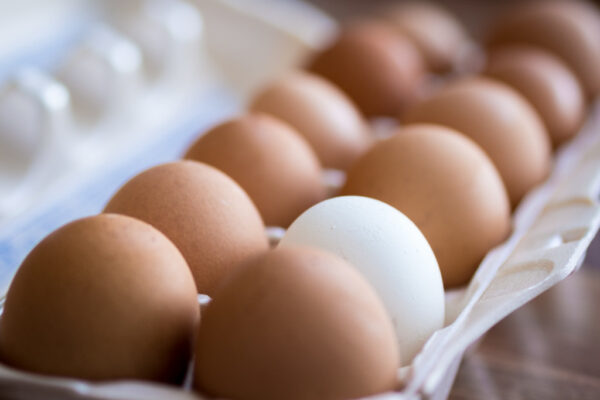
{"left": 194, "top": 246, "right": 399, "bottom": 400}
{"left": 104, "top": 161, "right": 269, "bottom": 296}
{"left": 279, "top": 196, "right": 445, "bottom": 364}
{"left": 403, "top": 77, "right": 552, "bottom": 206}
{"left": 308, "top": 21, "right": 425, "bottom": 117}
{"left": 485, "top": 45, "right": 585, "bottom": 147}
{"left": 487, "top": 0, "right": 600, "bottom": 97}
{"left": 184, "top": 113, "right": 326, "bottom": 227}
{"left": 249, "top": 71, "right": 371, "bottom": 170}
{"left": 341, "top": 126, "right": 512, "bottom": 289}
{"left": 0, "top": 214, "right": 199, "bottom": 383}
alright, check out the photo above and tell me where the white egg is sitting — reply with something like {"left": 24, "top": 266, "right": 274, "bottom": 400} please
{"left": 279, "top": 195, "right": 444, "bottom": 364}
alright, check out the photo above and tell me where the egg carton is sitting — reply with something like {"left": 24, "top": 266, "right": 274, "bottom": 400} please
{"left": 1, "top": 1, "right": 600, "bottom": 400}
{"left": 0, "top": 0, "right": 331, "bottom": 287}
{"left": 0, "top": 0, "right": 333, "bottom": 226}
{"left": 0, "top": 0, "right": 211, "bottom": 222}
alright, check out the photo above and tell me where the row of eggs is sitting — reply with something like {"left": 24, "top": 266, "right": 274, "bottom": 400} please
{"left": 1, "top": 0, "right": 600, "bottom": 399}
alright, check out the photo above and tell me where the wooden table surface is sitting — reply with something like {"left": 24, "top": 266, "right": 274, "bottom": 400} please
{"left": 450, "top": 242, "right": 600, "bottom": 400}
{"left": 304, "top": 1, "right": 600, "bottom": 397}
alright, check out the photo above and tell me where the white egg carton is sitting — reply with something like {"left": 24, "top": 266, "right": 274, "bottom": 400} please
{"left": 0, "top": 0, "right": 210, "bottom": 222}
{"left": 0, "top": 0, "right": 333, "bottom": 226}
{"left": 1, "top": 1, "right": 600, "bottom": 400}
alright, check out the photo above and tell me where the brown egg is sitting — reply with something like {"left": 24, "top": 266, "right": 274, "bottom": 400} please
{"left": 104, "top": 161, "right": 268, "bottom": 296}
{"left": 382, "top": 1, "right": 470, "bottom": 72}
{"left": 184, "top": 113, "right": 326, "bottom": 227}
{"left": 341, "top": 125, "right": 511, "bottom": 288}
{"left": 485, "top": 45, "right": 585, "bottom": 147}
{"left": 403, "top": 77, "right": 552, "bottom": 206}
{"left": 308, "top": 21, "right": 425, "bottom": 117}
{"left": 0, "top": 214, "right": 199, "bottom": 383}
{"left": 487, "top": 0, "right": 600, "bottom": 98}
{"left": 249, "top": 71, "right": 371, "bottom": 170}
{"left": 194, "top": 246, "right": 399, "bottom": 400}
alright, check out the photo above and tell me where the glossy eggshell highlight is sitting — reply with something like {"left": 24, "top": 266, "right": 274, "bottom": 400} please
{"left": 0, "top": 214, "right": 199, "bottom": 383}
{"left": 485, "top": 46, "right": 585, "bottom": 147}
{"left": 308, "top": 22, "right": 425, "bottom": 117}
{"left": 383, "top": 1, "right": 470, "bottom": 72}
{"left": 250, "top": 71, "right": 371, "bottom": 170}
{"left": 280, "top": 196, "right": 445, "bottom": 363}
{"left": 487, "top": 0, "right": 600, "bottom": 97}
{"left": 185, "top": 114, "right": 326, "bottom": 227}
{"left": 341, "top": 125, "right": 512, "bottom": 288}
{"left": 104, "top": 161, "right": 269, "bottom": 296}
{"left": 194, "top": 246, "right": 399, "bottom": 400}
{"left": 404, "top": 77, "right": 552, "bottom": 206}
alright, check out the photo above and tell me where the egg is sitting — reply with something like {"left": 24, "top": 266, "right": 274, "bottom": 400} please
{"left": 341, "top": 126, "right": 512, "bottom": 288}
{"left": 403, "top": 77, "right": 552, "bottom": 206}
{"left": 485, "top": 45, "right": 585, "bottom": 147}
{"left": 382, "top": 1, "right": 471, "bottom": 72}
{"left": 0, "top": 214, "right": 199, "bottom": 383}
{"left": 308, "top": 21, "right": 425, "bottom": 117}
{"left": 487, "top": 0, "right": 600, "bottom": 98}
{"left": 184, "top": 113, "right": 326, "bottom": 227}
{"left": 194, "top": 246, "right": 399, "bottom": 400}
{"left": 279, "top": 196, "right": 445, "bottom": 363}
{"left": 104, "top": 161, "right": 268, "bottom": 296}
{"left": 249, "top": 71, "right": 371, "bottom": 170}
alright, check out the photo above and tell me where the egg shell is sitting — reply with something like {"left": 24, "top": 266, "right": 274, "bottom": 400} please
{"left": 249, "top": 71, "right": 371, "bottom": 170}
{"left": 194, "top": 246, "right": 399, "bottom": 400}
{"left": 487, "top": 0, "right": 600, "bottom": 98}
{"left": 341, "top": 126, "right": 512, "bottom": 289}
{"left": 485, "top": 45, "right": 585, "bottom": 147}
{"left": 403, "top": 77, "right": 552, "bottom": 206}
{"left": 184, "top": 113, "right": 326, "bottom": 227}
{"left": 279, "top": 196, "right": 445, "bottom": 363}
{"left": 308, "top": 21, "right": 425, "bottom": 117}
{"left": 104, "top": 161, "right": 269, "bottom": 296}
{"left": 0, "top": 214, "right": 199, "bottom": 383}
{"left": 382, "top": 1, "right": 470, "bottom": 72}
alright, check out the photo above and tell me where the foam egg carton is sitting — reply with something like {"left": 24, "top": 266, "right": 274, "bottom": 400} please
{"left": 1, "top": 1, "right": 600, "bottom": 400}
